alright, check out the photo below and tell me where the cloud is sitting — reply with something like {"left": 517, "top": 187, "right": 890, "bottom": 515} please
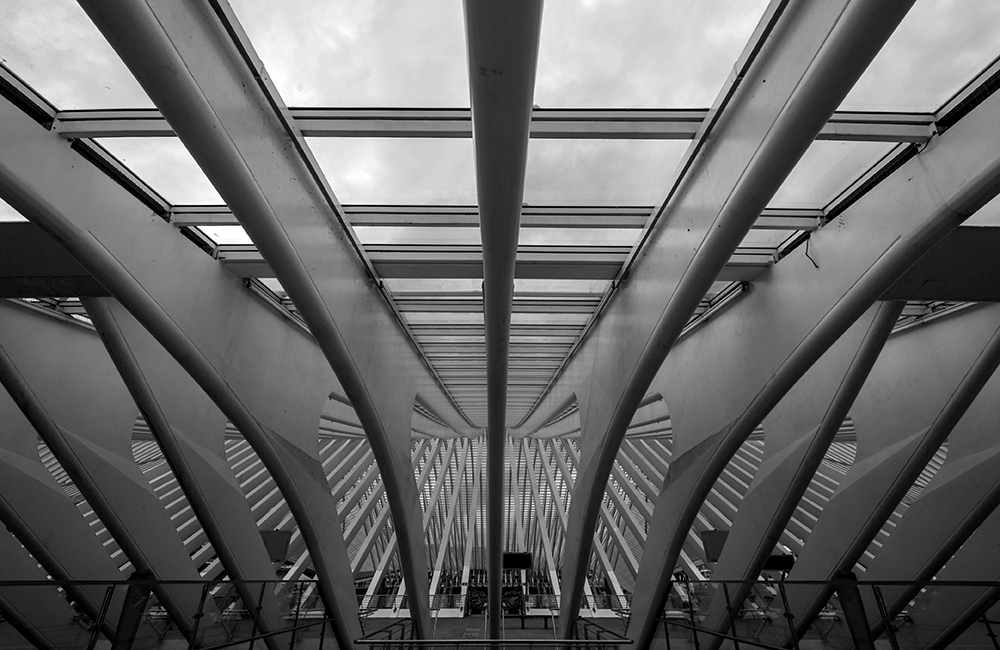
{"left": 0, "top": 0, "right": 151, "bottom": 109}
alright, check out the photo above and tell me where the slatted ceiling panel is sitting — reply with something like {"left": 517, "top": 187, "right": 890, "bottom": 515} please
{"left": 226, "top": 439, "right": 259, "bottom": 471}
{"left": 714, "top": 471, "right": 746, "bottom": 506}
{"left": 634, "top": 440, "right": 666, "bottom": 473}
{"left": 858, "top": 505, "right": 909, "bottom": 573}
{"left": 905, "top": 442, "right": 948, "bottom": 503}
{"left": 621, "top": 443, "right": 660, "bottom": 487}
{"left": 796, "top": 492, "right": 825, "bottom": 521}
{"left": 38, "top": 441, "right": 82, "bottom": 502}
{"left": 723, "top": 456, "right": 755, "bottom": 488}
{"left": 85, "top": 506, "right": 124, "bottom": 564}
{"left": 782, "top": 513, "right": 811, "bottom": 544}
{"left": 703, "top": 492, "right": 736, "bottom": 530}
{"left": 810, "top": 470, "right": 840, "bottom": 497}
{"left": 733, "top": 443, "right": 763, "bottom": 472}
{"left": 822, "top": 441, "right": 857, "bottom": 474}
{"left": 617, "top": 453, "right": 655, "bottom": 500}
{"left": 321, "top": 438, "right": 355, "bottom": 474}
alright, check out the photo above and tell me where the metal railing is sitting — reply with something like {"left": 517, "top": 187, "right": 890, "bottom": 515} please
{"left": 356, "top": 615, "right": 631, "bottom": 650}
{"left": 645, "top": 577, "right": 1000, "bottom": 650}
{"left": 5, "top": 577, "right": 1000, "bottom": 649}
{"left": 0, "top": 578, "right": 338, "bottom": 650}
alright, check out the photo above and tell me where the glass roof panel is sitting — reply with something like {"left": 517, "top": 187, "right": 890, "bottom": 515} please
{"left": 200, "top": 226, "right": 253, "bottom": 245}
{"left": 769, "top": 141, "right": 897, "bottom": 209}
{"left": 705, "top": 281, "right": 735, "bottom": 298}
{"left": 535, "top": 0, "right": 770, "bottom": 108}
{"left": 525, "top": 140, "right": 688, "bottom": 205}
{"left": 514, "top": 279, "right": 610, "bottom": 294}
{"left": 0, "top": 0, "right": 152, "bottom": 109}
{"left": 405, "top": 312, "right": 484, "bottom": 326}
{"left": 259, "top": 278, "right": 287, "bottom": 296}
{"left": 229, "top": 0, "right": 469, "bottom": 107}
{"left": 739, "top": 229, "right": 792, "bottom": 248}
{"left": 354, "top": 226, "right": 640, "bottom": 247}
{"left": 519, "top": 228, "right": 640, "bottom": 247}
{"left": 355, "top": 227, "right": 480, "bottom": 246}
{"left": 841, "top": 0, "right": 1000, "bottom": 111}
{"left": 384, "top": 279, "right": 483, "bottom": 293}
{"left": 308, "top": 139, "right": 476, "bottom": 204}
{"left": 511, "top": 313, "right": 590, "bottom": 326}
{"left": 95, "top": 139, "right": 222, "bottom": 204}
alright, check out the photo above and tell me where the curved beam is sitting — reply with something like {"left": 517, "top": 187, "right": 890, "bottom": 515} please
{"left": 780, "top": 303, "right": 1000, "bottom": 639}
{"left": 0, "top": 104, "right": 361, "bottom": 649}
{"left": 861, "top": 371, "right": 1000, "bottom": 635}
{"left": 547, "top": 0, "right": 916, "bottom": 636}
{"left": 85, "top": 297, "right": 288, "bottom": 650}
{"left": 0, "top": 384, "right": 130, "bottom": 643}
{"left": 77, "top": 2, "right": 478, "bottom": 636}
{"left": 464, "top": 0, "right": 544, "bottom": 634}
{"left": 628, "top": 90, "right": 1000, "bottom": 648}
{"left": 0, "top": 303, "right": 220, "bottom": 644}
{"left": 907, "top": 510, "right": 1000, "bottom": 650}
{"left": 0, "top": 527, "right": 91, "bottom": 650}
{"left": 700, "top": 300, "right": 902, "bottom": 649}
{"left": 632, "top": 30, "right": 1000, "bottom": 648}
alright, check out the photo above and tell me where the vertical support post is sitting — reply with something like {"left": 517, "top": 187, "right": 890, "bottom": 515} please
{"left": 188, "top": 582, "right": 211, "bottom": 650}
{"left": 318, "top": 603, "right": 327, "bottom": 650}
{"left": 663, "top": 614, "right": 672, "bottom": 650}
{"left": 87, "top": 585, "right": 116, "bottom": 650}
{"left": 832, "top": 573, "right": 874, "bottom": 650}
{"left": 872, "top": 585, "right": 900, "bottom": 650}
{"left": 685, "top": 578, "right": 701, "bottom": 650}
{"left": 982, "top": 617, "right": 1000, "bottom": 650}
{"left": 777, "top": 581, "right": 801, "bottom": 650}
{"left": 112, "top": 570, "right": 155, "bottom": 650}
{"left": 290, "top": 582, "right": 303, "bottom": 650}
{"left": 248, "top": 580, "right": 268, "bottom": 650}
{"left": 721, "top": 582, "right": 741, "bottom": 650}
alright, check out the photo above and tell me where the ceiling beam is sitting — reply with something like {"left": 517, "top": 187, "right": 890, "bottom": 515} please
{"left": 463, "top": 0, "right": 543, "bottom": 637}
{"left": 504, "top": 0, "right": 920, "bottom": 641}
{"left": 217, "top": 244, "right": 772, "bottom": 281}
{"left": 55, "top": 107, "right": 935, "bottom": 144}
{"left": 71, "top": 0, "right": 472, "bottom": 641}
{"left": 171, "top": 203, "right": 823, "bottom": 230}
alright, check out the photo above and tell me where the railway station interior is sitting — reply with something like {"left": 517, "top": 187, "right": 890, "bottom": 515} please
{"left": 4, "top": 0, "right": 1000, "bottom": 648}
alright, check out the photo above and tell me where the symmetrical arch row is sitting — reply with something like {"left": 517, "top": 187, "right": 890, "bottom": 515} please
{"left": 4, "top": 0, "right": 1000, "bottom": 648}
{"left": 5, "top": 290, "right": 1000, "bottom": 649}
{"left": 504, "top": 3, "right": 1000, "bottom": 644}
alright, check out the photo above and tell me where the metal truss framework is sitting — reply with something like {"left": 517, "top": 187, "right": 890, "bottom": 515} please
{"left": 3, "top": 1, "right": 1000, "bottom": 649}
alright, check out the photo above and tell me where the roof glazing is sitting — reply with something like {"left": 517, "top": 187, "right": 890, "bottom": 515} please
{"left": 1, "top": 0, "right": 996, "bottom": 430}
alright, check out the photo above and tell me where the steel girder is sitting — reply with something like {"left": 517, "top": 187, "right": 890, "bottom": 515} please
{"left": 776, "top": 302, "right": 1000, "bottom": 640}
{"left": 70, "top": 0, "right": 482, "bottom": 640}
{"left": 698, "top": 300, "right": 902, "bottom": 650}
{"left": 0, "top": 88, "right": 368, "bottom": 647}
{"left": 462, "top": 0, "right": 543, "bottom": 635}
{"left": 0, "top": 379, "right": 129, "bottom": 645}
{"left": 84, "top": 298, "right": 289, "bottom": 650}
{"left": 617, "top": 60, "right": 1000, "bottom": 650}
{"left": 861, "top": 378, "right": 1000, "bottom": 638}
{"left": 170, "top": 204, "right": 820, "bottom": 230}
{"left": 507, "top": 0, "right": 917, "bottom": 638}
{"left": 0, "top": 301, "right": 225, "bottom": 645}
{"left": 53, "top": 107, "right": 934, "bottom": 143}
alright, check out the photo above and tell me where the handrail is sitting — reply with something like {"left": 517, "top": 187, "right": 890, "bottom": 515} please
{"left": 354, "top": 640, "right": 630, "bottom": 646}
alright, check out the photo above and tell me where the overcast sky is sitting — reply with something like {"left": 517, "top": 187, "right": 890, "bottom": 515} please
{"left": 2, "top": 0, "right": 1000, "bottom": 221}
